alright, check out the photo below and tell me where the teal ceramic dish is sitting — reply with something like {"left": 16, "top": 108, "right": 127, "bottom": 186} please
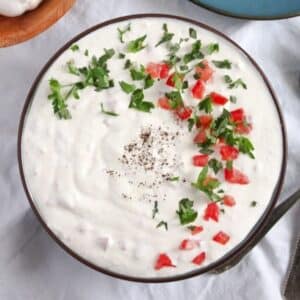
{"left": 190, "top": 0, "right": 300, "bottom": 20}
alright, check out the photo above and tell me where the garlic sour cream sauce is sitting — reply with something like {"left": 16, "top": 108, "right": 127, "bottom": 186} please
{"left": 0, "top": 0, "right": 43, "bottom": 17}
{"left": 21, "top": 17, "right": 283, "bottom": 278}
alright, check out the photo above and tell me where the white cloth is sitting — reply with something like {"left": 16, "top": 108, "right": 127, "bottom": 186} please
{"left": 0, "top": 1, "right": 299, "bottom": 299}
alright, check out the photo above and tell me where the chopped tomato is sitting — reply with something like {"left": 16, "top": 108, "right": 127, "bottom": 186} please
{"left": 154, "top": 253, "right": 176, "bottom": 270}
{"left": 166, "top": 72, "right": 184, "bottom": 87}
{"left": 210, "top": 92, "right": 228, "bottom": 105}
{"left": 223, "top": 195, "right": 236, "bottom": 207}
{"left": 213, "top": 231, "right": 230, "bottom": 245}
{"left": 195, "top": 60, "right": 213, "bottom": 82}
{"left": 159, "top": 63, "right": 170, "bottom": 79}
{"left": 204, "top": 202, "right": 219, "bottom": 222}
{"left": 220, "top": 145, "right": 239, "bottom": 161}
{"left": 192, "top": 252, "right": 206, "bottom": 265}
{"left": 158, "top": 97, "right": 172, "bottom": 110}
{"left": 146, "top": 63, "right": 169, "bottom": 79}
{"left": 224, "top": 168, "right": 249, "bottom": 184}
{"left": 176, "top": 106, "right": 192, "bottom": 120}
{"left": 193, "top": 154, "right": 209, "bottom": 167}
{"left": 192, "top": 80, "right": 205, "bottom": 99}
{"left": 230, "top": 108, "right": 245, "bottom": 123}
{"left": 194, "top": 130, "right": 207, "bottom": 144}
{"left": 235, "top": 122, "right": 252, "bottom": 135}
{"left": 198, "top": 115, "right": 213, "bottom": 129}
{"left": 190, "top": 226, "right": 204, "bottom": 235}
{"left": 179, "top": 239, "right": 199, "bottom": 250}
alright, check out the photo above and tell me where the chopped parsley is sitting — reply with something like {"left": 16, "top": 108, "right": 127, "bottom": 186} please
{"left": 165, "top": 91, "right": 184, "bottom": 109}
{"left": 84, "top": 49, "right": 89, "bottom": 56}
{"left": 189, "top": 28, "right": 197, "bottom": 39}
{"left": 237, "top": 136, "right": 255, "bottom": 158}
{"left": 66, "top": 60, "right": 80, "bottom": 76}
{"left": 156, "top": 23, "right": 174, "bottom": 47}
{"left": 129, "top": 89, "right": 154, "bottom": 112}
{"left": 117, "top": 23, "right": 131, "bottom": 43}
{"left": 124, "top": 59, "right": 132, "bottom": 69}
{"left": 208, "top": 158, "right": 223, "bottom": 174}
{"left": 100, "top": 103, "right": 118, "bottom": 116}
{"left": 156, "top": 220, "right": 168, "bottom": 231}
{"left": 127, "top": 35, "right": 147, "bottom": 53}
{"left": 152, "top": 201, "right": 159, "bottom": 219}
{"left": 198, "top": 96, "right": 213, "bottom": 113}
{"left": 251, "top": 201, "right": 257, "bottom": 207}
{"left": 213, "top": 59, "right": 232, "bottom": 69}
{"left": 229, "top": 95, "right": 237, "bottom": 103}
{"left": 144, "top": 75, "right": 155, "bottom": 89}
{"left": 119, "top": 81, "right": 136, "bottom": 94}
{"left": 70, "top": 44, "right": 79, "bottom": 52}
{"left": 118, "top": 53, "right": 126, "bottom": 59}
{"left": 188, "top": 114, "right": 198, "bottom": 132}
{"left": 168, "top": 176, "right": 180, "bottom": 181}
{"left": 224, "top": 75, "right": 247, "bottom": 89}
{"left": 130, "top": 65, "right": 146, "bottom": 80}
{"left": 183, "top": 40, "right": 204, "bottom": 64}
{"left": 176, "top": 198, "right": 198, "bottom": 225}
{"left": 206, "top": 43, "right": 219, "bottom": 54}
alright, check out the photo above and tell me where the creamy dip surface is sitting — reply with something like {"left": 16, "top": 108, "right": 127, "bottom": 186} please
{"left": 21, "top": 17, "right": 283, "bottom": 278}
{"left": 0, "top": 0, "right": 43, "bottom": 17}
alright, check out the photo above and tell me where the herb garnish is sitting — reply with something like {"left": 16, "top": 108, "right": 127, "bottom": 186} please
{"left": 100, "top": 103, "right": 119, "bottom": 117}
{"left": 183, "top": 40, "right": 204, "bottom": 64}
{"left": 168, "top": 176, "right": 180, "bottom": 181}
{"left": 198, "top": 96, "right": 213, "bottom": 113}
{"left": 152, "top": 201, "right": 159, "bottom": 219}
{"left": 229, "top": 95, "right": 237, "bottom": 103}
{"left": 188, "top": 114, "right": 198, "bottom": 132}
{"left": 156, "top": 220, "right": 168, "bottom": 231}
{"left": 70, "top": 44, "right": 79, "bottom": 52}
{"left": 129, "top": 89, "right": 154, "bottom": 112}
{"left": 84, "top": 49, "right": 89, "bottom": 56}
{"left": 189, "top": 28, "right": 197, "bottom": 39}
{"left": 156, "top": 23, "right": 174, "bottom": 47}
{"left": 118, "top": 53, "right": 126, "bottom": 59}
{"left": 206, "top": 43, "right": 219, "bottom": 54}
{"left": 165, "top": 91, "right": 184, "bottom": 109}
{"left": 127, "top": 35, "right": 147, "bottom": 53}
{"left": 208, "top": 159, "right": 223, "bottom": 174}
{"left": 119, "top": 81, "right": 136, "bottom": 94}
{"left": 144, "top": 75, "right": 155, "bottom": 89}
{"left": 66, "top": 60, "right": 80, "bottom": 76}
{"left": 176, "top": 198, "right": 198, "bottom": 225}
{"left": 124, "top": 59, "right": 132, "bottom": 69}
{"left": 117, "top": 23, "right": 131, "bottom": 43}
{"left": 130, "top": 65, "right": 146, "bottom": 80}
{"left": 213, "top": 59, "right": 232, "bottom": 69}
{"left": 251, "top": 201, "right": 257, "bottom": 207}
{"left": 224, "top": 75, "right": 247, "bottom": 89}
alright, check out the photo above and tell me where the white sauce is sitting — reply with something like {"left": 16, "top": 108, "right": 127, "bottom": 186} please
{"left": 0, "top": 0, "right": 43, "bottom": 17}
{"left": 21, "top": 18, "right": 283, "bottom": 278}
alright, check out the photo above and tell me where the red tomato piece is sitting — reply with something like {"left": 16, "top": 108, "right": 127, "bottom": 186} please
{"left": 159, "top": 63, "right": 170, "bottom": 79}
{"left": 210, "top": 92, "right": 228, "bottom": 105}
{"left": 213, "top": 231, "right": 230, "bottom": 245}
{"left": 166, "top": 72, "right": 184, "bottom": 87}
{"left": 192, "top": 80, "right": 205, "bottom": 99}
{"left": 179, "top": 239, "right": 199, "bottom": 250}
{"left": 193, "top": 154, "right": 209, "bottom": 167}
{"left": 198, "top": 115, "right": 213, "bottom": 129}
{"left": 204, "top": 202, "right": 219, "bottom": 222}
{"left": 195, "top": 60, "right": 213, "bottom": 82}
{"left": 158, "top": 97, "right": 172, "bottom": 110}
{"left": 230, "top": 108, "right": 245, "bottom": 123}
{"left": 192, "top": 252, "right": 206, "bottom": 265}
{"left": 220, "top": 145, "right": 239, "bottom": 161}
{"left": 235, "top": 123, "right": 252, "bottom": 135}
{"left": 154, "top": 253, "right": 176, "bottom": 270}
{"left": 191, "top": 226, "right": 204, "bottom": 235}
{"left": 194, "top": 130, "right": 207, "bottom": 144}
{"left": 224, "top": 168, "right": 249, "bottom": 184}
{"left": 176, "top": 106, "right": 192, "bottom": 120}
{"left": 223, "top": 195, "right": 236, "bottom": 207}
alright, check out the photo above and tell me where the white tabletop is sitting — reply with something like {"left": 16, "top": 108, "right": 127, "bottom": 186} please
{"left": 0, "top": 1, "right": 299, "bottom": 299}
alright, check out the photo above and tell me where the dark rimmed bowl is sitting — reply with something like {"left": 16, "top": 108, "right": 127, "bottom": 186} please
{"left": 17, "top": 14, "right": 287, "bottom": 283}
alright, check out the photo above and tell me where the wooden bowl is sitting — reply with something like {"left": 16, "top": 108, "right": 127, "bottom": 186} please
{"left": 0, "top": 0, "right": 75, "bottom": 47}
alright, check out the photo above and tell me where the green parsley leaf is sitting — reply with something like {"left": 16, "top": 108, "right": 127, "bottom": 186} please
{"left": 119, "top": 81, "right": 136, "bottom": 94}
{"left": 70, "top": 44, "right": 79, "bottom": 52}
{"left": 168, "top": 176, "right": 180, "bottom": 181}
{"left": 66, "top": 60, "right": 80, "bottom": 76}
{"left": 156, "top": 220, "right": 168, "bottom": 231}
{"left": 208, "top": 159, "right": 223, "bottom": 174}
{"left": 165, "top": 91, "right": 184, "bottom": 109}
{"left": 129, "top": 89, "right": 155, "bottom": 113}
{"left": 237, "top": 136, "right": 255, "bottom": 158}
{"left": 124, "top": 59, "right": 132, "bottom": 69}
{"left": 213, "top": 59, "right": 232, "bottom": 69}
{"left": 189, "top": 28, "right": 197, "bottom": 39}
{"left": 183, "top": 40, "right": 204, "bottom": 64}
{"left": 144, "top": 75, "right": 154, "bottom": 89}
{"left": 130, "top": 65, "right": 146, "bottom": 80}
{"left": 156, "top": 23, "right": 174, "bottom": 47}
{"left": 176, "top": 198, "right": 198, "bottom": 225}
{"left": 198, "top": 96, "right": 213, "bottom": 113}
{"left": 188, "top": 114, "right": 198, "bottom": 132}
{"left": 224, "top": 75, "right": 247, "bottom": 89}
{"left": 127, "top": 35, "right": 147, "bottom": 53}
{"left": 226, "top": 160, "right": 233, "bottom": 170}
{"left": 118, "top": 53, "right": 126, "bottom": 59}
{"left": 251, "top": 201, "right": 257, "bottom": 207}
{"left": 84, "top": 49, "right": 89, "bottom": 56}
{"left": 48, "top": 79, "right": 71, "bottom": 120}
{"left": 100, "top": 103, "right": 119, "bottom": 117}
{"left": 206, "top": 43, "right": 219, "bottom": 54}
{"left": 230, "top": 95, "right": 237, "bottom": 103}
{"left": 117, "top": 23, "right": 131, "bottom": 43}
{"left": 152, "top": 201, "right": 159, "bottom": 219}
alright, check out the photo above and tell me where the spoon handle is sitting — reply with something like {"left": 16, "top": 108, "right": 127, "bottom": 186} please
{"left": 212, "top": 188, "right": 300, "bottom": 274}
